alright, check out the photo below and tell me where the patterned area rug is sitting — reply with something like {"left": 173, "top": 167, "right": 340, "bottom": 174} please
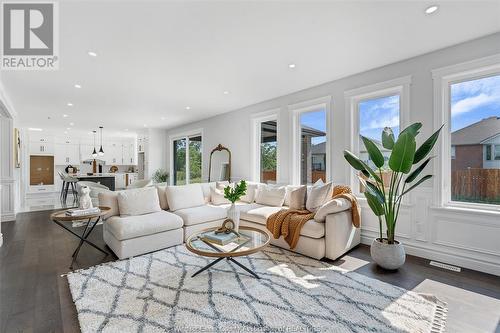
{"left": 67, "top": 245, "right": 447, "bottom": 333}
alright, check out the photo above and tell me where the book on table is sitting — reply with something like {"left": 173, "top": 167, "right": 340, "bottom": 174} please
{"left": 200, "top": 231, "right": 239, "bottom": 245}
{"left": 199, "top": 231, "right": 251, "bottom": 252}
{"left": 65, "top": 207, "right": 101, "bottom": 216}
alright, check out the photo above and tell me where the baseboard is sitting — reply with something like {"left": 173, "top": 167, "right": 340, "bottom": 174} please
{"left": 1, "top": 213, "right": 15, "bottom": 222}
{"left": 361, "top": 235, "right": 500, "bottom": 276}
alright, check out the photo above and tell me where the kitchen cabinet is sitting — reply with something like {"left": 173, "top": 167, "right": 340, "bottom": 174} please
{"left": 105, "top": 143, "right": 122, "bottom": 165}
{"left": 126, "top": 173, "right": 138, "bottom": 186}
{"left": 115, "top": 173, "right": 126, "bottom": 189}
{"left": 80, "top": 144, "right": 95, "bottom": 162}
{"left": 122, "top": 141, "right": 136, "bottom": 165}
{"left": 55, "top": 141, "right": 80, "bottom": 165}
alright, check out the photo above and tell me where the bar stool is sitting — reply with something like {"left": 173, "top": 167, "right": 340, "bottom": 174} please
{"left": 62, "top": 173, "right": 79, "bottom": 202}
{"left": 58, "top": 171, "right": 66, "bottom": 199}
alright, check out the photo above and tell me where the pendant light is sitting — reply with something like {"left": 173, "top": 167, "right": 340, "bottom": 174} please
{"left": 98, "top": 126, "right": 104, "bottom": 156}
{"left": 92, "top": 130, "right": 98, "bottom": 158}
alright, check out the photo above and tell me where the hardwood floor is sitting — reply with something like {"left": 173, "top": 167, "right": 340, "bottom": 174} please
{"left": 1, "top": 210, "right": 499, "bottom": 333}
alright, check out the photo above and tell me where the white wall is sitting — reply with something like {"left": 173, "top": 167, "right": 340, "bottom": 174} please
{"left": 165, "top": 32, "right": 500, "bottom": 275}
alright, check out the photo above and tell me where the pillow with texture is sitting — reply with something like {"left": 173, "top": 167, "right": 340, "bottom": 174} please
{"left": 240, "top": 183, "right": 259, "bottom": 203}
{"left": 156, "top": 185, "right": 169, "bottom": 210}
{"left": 306, "top": 182, "right": 332, "bottom": 213}
{"left": 216, "top": 181, "right": 230, "bottom": 190}
{"left": 210, "top": 187, "right": 231, "bottom": 205}
{"left": 284, "top": 185, "right": 302, "bottom": 206}
{"left": 255, "top": 185, "right": 286, "bottom": 207}
{"left": 314, "top": 198, "right": 352, "bottom": 222}
{"left": 166, "top": 183, "right": 205, "bottom": 211}
{"left": 288, "top": 185, "right": 306, "bottom": 210}
{"left": 117, "top": 187, "right": 161, "bottom": 216}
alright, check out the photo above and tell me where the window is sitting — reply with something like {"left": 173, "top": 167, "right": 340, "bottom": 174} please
{"left": 300, "top": 109, "right": 327, "bottom": 185}
{"left": 449, "top": 74, "right": 500, "bottom": 205}
{"left": 345, "top": 76, "right": 410, "bottom": 194}
{"left": 260, "top": 120, "right": 277, "bottom": 184}
{"left": 486, "top": 145, "right": 492, "bottom": 160}
{"left": 171, "top": 132, "right": 203, "bottom": 185}
{"left": 451, "top": 146, "right": 456, "bottom": 159}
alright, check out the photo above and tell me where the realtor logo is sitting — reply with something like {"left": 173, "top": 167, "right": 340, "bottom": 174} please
{"left": 1, "top": 2, "right": 59, "bottom": 70}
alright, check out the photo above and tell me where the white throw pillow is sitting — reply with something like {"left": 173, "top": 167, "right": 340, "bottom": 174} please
{"left": 240, "top": 183, "right": 259, "bottom": 203}
{"left": 156, "top": 185, "right": 169, "bottom": 210}
{"left": 165, "top": 183, "right": 205, "bottom": 211}
{"left": 255, "top": 185, "right": 286, "bottom": 207}
{"left": 306, "top": 182, "right": 332, "bottom": 213}
{"left": 288, "top": 185, "right": 307, "bottom": 210}
{"left": 210, "top": 187, "right": 231, "bottom": 205}
{"left": 284, "top": 185, "right": 302, "bottom": 206}
{"left": 314, "top": 198, "right": 352, "bottom": 222}
{"left": 216, "top": 181, "right": 230, "bottom": 190}
{"left": 117, "top": 187, "right": 161, "bottom": 216}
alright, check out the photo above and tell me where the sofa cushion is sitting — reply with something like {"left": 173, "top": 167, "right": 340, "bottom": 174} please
{"left": 306, "top": 181, "right": 333, "bottom": 213}
{"left": 200, "top": 182, "right": 216, "bottom": 203}
{"left": 239, "top": 204, "right": 284, "bottom": 224}
{"left": 210, "top": 187, "right": 231, "bottom": 205}
{"left": 117, "top": 187, "right": 161, "bottom": 216}
{"left": 314, "top": 198, "right": 352, "bottom": 222}
{"left": 156, "top": 185, "right": 169, "bottom": 210}
{"left": 288, "top": 186, "right": 306, "bottom": 210}
{"left": 255, "top": 185, "right": 286, "bottom": 206}
{"left": 239, "top": 214, "right": 324, "bottom": 239}
{"left": 173, "top": 204, "right": 227, "bottom": 226}
{"left": 284, "top": 185, "right": 301, "bottom": 206}
{"left": 98, "top": 191, "right": 119, "bottom": 218}
{"left": 240, "top": 182, "right": 259, "bottom": 203}
{"left": 166, "top": 183, "right": 205, "bottom": 211}
{"left": 105, "top": 211, "right": 183, "bottom": 241}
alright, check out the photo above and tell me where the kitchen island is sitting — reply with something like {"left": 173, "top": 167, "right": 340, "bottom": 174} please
{"left": 72, "top": 173, "right": 116, "bottom": 191}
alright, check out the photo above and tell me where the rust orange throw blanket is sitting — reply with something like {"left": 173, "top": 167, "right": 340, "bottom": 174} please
{"left": 267, "top": 185, "right": 360, "bottom": 249}
{"left": 266, "top": 209, "right": 314, "bottom": 249}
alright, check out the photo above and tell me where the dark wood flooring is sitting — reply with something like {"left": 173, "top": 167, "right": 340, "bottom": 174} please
{"left": 1, "top": 210, "right": 499, "bottom": 333}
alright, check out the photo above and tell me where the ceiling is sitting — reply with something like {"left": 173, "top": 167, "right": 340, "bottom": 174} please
{"left": 1, "top": 0, "right": 500, "bottom": 135}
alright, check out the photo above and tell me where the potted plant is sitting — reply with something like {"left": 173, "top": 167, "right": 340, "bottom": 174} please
{"left": 344, "top": 122, "right": 442, "bottom": 269}
{"left": 224, "top": 180, "right": 247, "bottom": 232}
{"left": 152, "top": 169, "right": 169, "bottom": 185}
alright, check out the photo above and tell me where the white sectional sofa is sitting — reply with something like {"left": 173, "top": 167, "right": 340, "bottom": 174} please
{"left": 98, "top": 182, "right": 361, "bottom": 261}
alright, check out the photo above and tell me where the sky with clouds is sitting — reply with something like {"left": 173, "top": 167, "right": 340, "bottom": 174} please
{"left": 360, "top": 94, "right": 400, "bottom": 141}
{"left": 301, "top": 110, "right": 326, "bottom": 144}
{"left": 451, "top": 74, "right": 500, "bottom": 132}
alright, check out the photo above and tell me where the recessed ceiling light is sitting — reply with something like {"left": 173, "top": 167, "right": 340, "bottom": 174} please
{"left": 69, "top": 122, "right": 74, "bottom": 126}
{"left": 67, "top": 102, "right": 73, "bottom": 107}
{"left": 143, "top": 124, "right": 147, "bottom": 127}
{"left": 124, "top": 129, "right": 129, "bottom": 131}
{"left": 185, "top": 106, "right": 191, "bottom": 110}
{"left": 67, "top": 127, "right": 71, "bottom": 130}
{"left": 28, "top": 128, "right": 43, "bottom": 131}
{"left": 223, "top": 91, "right": 229, "bottom": 95}
{"left": 64, "top": 131, "right": 68, "bottom": 134}
{"left": 63, "top": 114, "right": 68, "bottom": 118}
{"left": 425, "top": 5, "right": 439, "bottom": 14}
{"left": 288, "top": 63, "right": 296, "bottom": 69}
{"left": 74, "top": 84, "right": 82, "bottom": 89}
{"left": 88, "top": 51, "right": 97, "bottom": 57}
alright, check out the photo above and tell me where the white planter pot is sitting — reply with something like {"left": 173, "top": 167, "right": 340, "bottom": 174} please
{"left": 370, "top": 238, "right": 406, "bottom": 270}
{"left": 227, "top": 203, "right": 240, "bottom": 232}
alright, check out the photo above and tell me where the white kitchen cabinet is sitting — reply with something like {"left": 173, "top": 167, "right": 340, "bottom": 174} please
{"left": 122, "top": 141, "right": 136, "bottom": 165}
{"left": 29, "top": 141, "right": 54, "bottom": 155}
{"left": 105, "top": 143, "right": 122, "bottom": 165}
{"left": 126, "top": 173, "right": 138, "bottom": 186}
{"left": 55, "top": 142, "right": 80, "bottom": 165}
{"left": 80, "top": 144, "right": 95, "bottom": 162}
{"left": 115, "top": 173, "right": 126, "bottom": 189}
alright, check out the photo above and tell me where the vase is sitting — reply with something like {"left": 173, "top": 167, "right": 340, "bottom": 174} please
{"left": 227, "top": 203, "right": 240, "bottom": 232}
{"left": 370, "top": 238, "right": 406, "bottom": 270}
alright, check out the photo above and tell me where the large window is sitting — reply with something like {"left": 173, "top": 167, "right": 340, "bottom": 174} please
{"left": 260, "top": 120, "right": 277, "bottom": 183}
{"left": 300, "top": 109, "right": 327, "bottom": 185}
{"left": 172, "top": 133, "right": 202, "bottom": 185}
{"left": 357, "top": 94, "right": 400, "bottom": 192}
{"left": 450, "top": 74, "right": 500, "bottom": 205}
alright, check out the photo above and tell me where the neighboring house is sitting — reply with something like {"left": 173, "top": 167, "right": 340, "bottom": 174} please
{"left": 301, "top": 125, "right": 326, "bottom": 184}
{"left": 451, "top": 116, "right": 500, "bottom": 171}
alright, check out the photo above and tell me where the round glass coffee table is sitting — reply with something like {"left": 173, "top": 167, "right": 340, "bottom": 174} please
{"left": 186, "top": 226, "right": 271, "bottom": 279}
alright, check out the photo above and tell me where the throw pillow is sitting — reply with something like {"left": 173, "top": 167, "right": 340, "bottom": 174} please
{"left": 284, "top": 185, "right": 301, "bottom": 206}
{"left": 255, "top": 185, "right": 286, "bottom": 207}
{"left": 314, "top": 198, "right": 352, "bottom": 222}
{"left": 165, "top": 183, "right": 205, "bottom": 211}
{"left": 216, "top": 181, "right": 230, "bottom": 190}
{"left": 210, "top": 187, "right": 231, "bottom": 205}
{"left": 288, "top": 185, "right": 307, "bottom": 210}
{"left": 117, "top": 187, "right": 161, "bottom": 216}
{"left": 239, "top": 182, "right": 259, "bottom": 203}
{"left": 156, "top": 185, "right": 169, "bottom": 210}
{"left": 306, "top": 182, "right": 333, "bottom": 213}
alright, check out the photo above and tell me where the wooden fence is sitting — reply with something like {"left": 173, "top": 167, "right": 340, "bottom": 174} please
{"left": 451, "top": 168, "right": 500, "bottom": 203}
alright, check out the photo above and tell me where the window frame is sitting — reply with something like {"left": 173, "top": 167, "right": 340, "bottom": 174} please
{"left": 289, "top": 96, "right": 332, "bottom": 185}
{"left": 344, "top": 75, "right": 411, "bottom": 195}
{"left": 432, "top": 54, "right": 500, "bottom": 211}
{"left": 251, "top": 109, "right": 280, "bottom": 183}
{"left": 169, "top": 129, "right": 203, "bottom": 185}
